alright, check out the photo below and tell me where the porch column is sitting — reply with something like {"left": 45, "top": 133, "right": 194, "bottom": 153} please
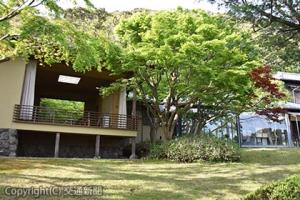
{"left": 54, "top": 133, "right": 60, "bottom": 158}
{"left": 131, "top": 89, "right": 137, "bottom": 131}
{"left": 236, "top": 114, "right": 242, "bottom": 147}
{"left": 129, "top": 89, "right": 137, "bottom": 159}
{"left": 118, "top": 88, "right": 127, "bottom": 128}
{"left": 95, "top": 135, "right": 101, "bottom": 158}
{"left": 20, "top": 60, "right": 37, "bottom": 120}
{"left": 131, "top": 89, "right": 137, "bottom": 116}
{"left": 285, "top": 114, "right": 293, "bottom": 146}
{"left": 129, "top": 137, "right": 137, "bottom": 159}
{"left": 296, "top": 115, "right": 300, "bottom": 146}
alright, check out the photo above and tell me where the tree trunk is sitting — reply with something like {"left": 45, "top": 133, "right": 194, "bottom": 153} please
{"left": 162, "top": 113, "right": 179, "bottom": 140}
{"left": 194, "top": 120, "right": 206, "bottom": 135}
{"left": 193, "top": 121, "right": 200, "bottom": 135}
{"left": 162, "top": 124, "right": 172, "bottom": 140}
{"left": 149, "top": 123, "right": 157, "bottom": 143}
{"left": 162, "top": 122, "right": 176, "bottom": 140}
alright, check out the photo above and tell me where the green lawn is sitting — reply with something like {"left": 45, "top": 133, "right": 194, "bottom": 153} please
{"left": 0, "top": 148, "right": 300, "bottom": 200}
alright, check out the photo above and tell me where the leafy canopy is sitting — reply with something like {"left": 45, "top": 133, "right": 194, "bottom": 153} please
{"left": 0, "top": 0, "right": 119, "bottom": 72}
{"left": 109, "top": 9, "right": 267, "bottom": 139}
{"left": 208, "top": 0, "right": 300, "bottom": 71}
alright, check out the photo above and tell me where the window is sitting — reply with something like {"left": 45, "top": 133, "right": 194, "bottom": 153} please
{"left": 240, "top": 112, "right": 288, "bottom": 146}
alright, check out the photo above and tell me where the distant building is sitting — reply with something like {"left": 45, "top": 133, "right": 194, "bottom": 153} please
{"left": 204, "top": 72, "right": 300, "bottom": 147}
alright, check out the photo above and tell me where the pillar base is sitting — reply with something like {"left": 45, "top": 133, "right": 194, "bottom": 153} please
{"left": 9, "top": 152, "right": 16, "bottom": 157}
{"left": 94, "top": 156, "right": 101, "bottom": 159}
{"left": 54, "top": 133, "right": 60, "bottom": 158}
{"left": 129, "top": 137, "right": 137, "bottom": 159}
{"left": 129, "top": 154, "right": 137, "bottom": 159}
{"left": 95, "top": 135, "right": 101, "bottom": 158}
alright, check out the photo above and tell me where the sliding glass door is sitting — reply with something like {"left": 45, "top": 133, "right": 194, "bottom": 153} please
{"left": 239, "top": 112, "right": 289, "bottom": 147}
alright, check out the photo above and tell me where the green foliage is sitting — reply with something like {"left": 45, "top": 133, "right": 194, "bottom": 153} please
{"left": 148, "top": 142, "right": 169, "bottom": 160}
{"left": 40, "top": 98, "right": 84, "bottom": 121}
{"left": 210, "top": 0, "right": 300, "bottom": 71}
{"left": 0, "top": 0, "right": 120, "bottom": 72}
{"left": 63, "top": 8, "right": 110, "bottom": 36}
{"left": 62, "top": 8, "right": 138, "bottom": 40}
{"left": 149, "top": 134, "right": 240, "bottom": 163}
{"left": 113, "top": 9, "right": 264, "bottom": 139}
{"left": 244, "top": 175, "right": 300, "bottom": 200}
{"left": 3, "top": 13, "right": 118, "bottom": 71}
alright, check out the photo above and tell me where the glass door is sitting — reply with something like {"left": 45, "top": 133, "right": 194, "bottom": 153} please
{"left": 289, "top": 114, "right": 300, "bottom": 146}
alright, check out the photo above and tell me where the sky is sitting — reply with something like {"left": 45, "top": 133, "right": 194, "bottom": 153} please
{"left": 58, "top": 0, "right": 221, "bottom": 13}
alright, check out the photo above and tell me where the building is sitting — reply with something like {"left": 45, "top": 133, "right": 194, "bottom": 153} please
{"left": 1, "top": 58, "right": 299, "bottom": 158}
{"left": 0, "top": 59, "right": 139, "bottom": 158}
{"left": 203, "top": 72, "right": 300, "bottom": 147}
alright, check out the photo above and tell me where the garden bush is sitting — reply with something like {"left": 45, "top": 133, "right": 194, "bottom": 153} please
{"left": 243, "top": 175, "right": 300, "bottom": 200}
{"left": 149, "top": 134, "right": 240, "bottom": 163}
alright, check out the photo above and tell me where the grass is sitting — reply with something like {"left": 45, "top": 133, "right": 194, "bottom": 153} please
{"left": 0, "top": 148, "right": 300, "bottom": 199}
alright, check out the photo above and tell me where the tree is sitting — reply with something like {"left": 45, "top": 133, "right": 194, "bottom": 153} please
{"left": 0, "top": 0, "right": 92, "bottom": 41}
{"left": 105, "top": 9, "right": 280, "bottom": 141}
{"left": 0, "top": 0, "right": 58, "bottom": 23}
{"left": 208, "top": 0, "right": 300, "bottom": 71}
{"left": 0, "top": 0, "right": 120, "bottom": 71}
{"left": 40, "top": 98, "right": 85, "bottom": 121}
{"left": 63, "top": 7, "right": 110, "bottom": 37}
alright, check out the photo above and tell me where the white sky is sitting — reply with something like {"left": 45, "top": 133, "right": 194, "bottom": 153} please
{"left": 58, "top": 0, "right": 221, "bottom": 13}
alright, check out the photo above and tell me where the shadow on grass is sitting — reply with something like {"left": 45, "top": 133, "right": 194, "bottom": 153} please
{"left": 0, "top": 167, "right": 296, "bottom": 200}
{"left": 240, "top": 148, "right": 300, "bottom": 165}
{"left": 0, "top": 148, "right": 300, "bottom": 199}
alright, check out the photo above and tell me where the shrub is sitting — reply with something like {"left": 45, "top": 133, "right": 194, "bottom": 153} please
{"left": 148, "top": 142, "right": 168, "bottom": 160}
{"left": 244, "top": 175, "right": 300, "bottom": 200}
{"left": 149, "top": 134, "right": 240, "bottom": 163}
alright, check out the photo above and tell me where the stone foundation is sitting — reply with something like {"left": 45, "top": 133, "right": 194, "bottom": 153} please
{"left": 0, "top": 129, "right": 18, "bottom": 156}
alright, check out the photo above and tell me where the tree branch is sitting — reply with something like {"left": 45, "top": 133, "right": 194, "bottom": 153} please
{"left": 250, "top": 2, "right": 300, "bottom": 31}
{"left": 0, "top": 0, "right": 44, "bottom": 22}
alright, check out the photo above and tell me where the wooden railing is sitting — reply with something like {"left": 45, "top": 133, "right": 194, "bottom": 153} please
{"left": 13, "top": 105, "right": 138, "bottom": 131}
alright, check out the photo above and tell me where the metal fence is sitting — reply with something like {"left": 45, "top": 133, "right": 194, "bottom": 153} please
{"left": 13, "top": 105, "right": 138, "bottom": 131}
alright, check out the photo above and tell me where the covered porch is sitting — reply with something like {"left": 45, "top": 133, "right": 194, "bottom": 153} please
{"left": 12, "top": 60, "right": 138, "bottom": 158}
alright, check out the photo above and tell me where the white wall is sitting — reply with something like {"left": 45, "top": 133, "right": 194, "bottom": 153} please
{"left": 0, "top": 59, "right": 26, "bottom": 128}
